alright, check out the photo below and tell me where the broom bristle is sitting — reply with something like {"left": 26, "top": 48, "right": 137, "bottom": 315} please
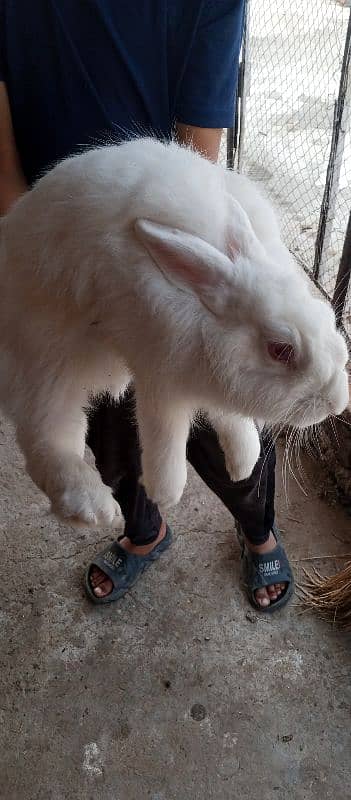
{"left": 298, "top": 561, "right": 351, "bottom": 630}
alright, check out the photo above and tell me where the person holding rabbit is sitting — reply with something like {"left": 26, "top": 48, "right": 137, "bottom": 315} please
{"left": 0, "top": 0, "right": 296, "bottom": 612}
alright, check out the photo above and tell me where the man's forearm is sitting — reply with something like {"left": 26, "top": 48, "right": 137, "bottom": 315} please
{"left": 175, "top": 123, "right": 222, "bottom": 163}
{"left": 0, "top": 82, "right": 28, "bottom": 215}
{"left": 0, "top": 173, "right": 27, "bottom": 215}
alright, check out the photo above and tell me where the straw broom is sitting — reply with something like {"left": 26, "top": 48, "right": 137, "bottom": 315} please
{"left": 298, "top": 561, "right": 351, "bottom": 630}
{"left": 294, "top": 400, "right": 351, "bottom": 629}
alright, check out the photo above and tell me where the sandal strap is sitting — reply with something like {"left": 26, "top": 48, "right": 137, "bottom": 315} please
{"left": 89, "top": 541, "right": 140, "bottom": 590}
{"left": 244, "top": 541, "right": 293, "bottom": 592}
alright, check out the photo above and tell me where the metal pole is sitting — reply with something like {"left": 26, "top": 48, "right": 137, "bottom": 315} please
{"left": 332, "top": 208, "right": 351, "bottom": 327}
{"left": 227, "top": 0, "right": 249, "bottom": 170}
{"left": 227, "top": 68, "right": 240, "bottom": 169}
{"left": 313, "top": 10, "right": 351, "bottom": 281}
{"left": 226, "top": 126, "right": 235, "bottom": 170}
{"left": 237, "top": 0, "right": 251, "bottom": 172}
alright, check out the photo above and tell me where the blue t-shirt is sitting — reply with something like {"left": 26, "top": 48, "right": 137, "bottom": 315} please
{"left": 0, "top": 1, "right": 244, "bottom": 184}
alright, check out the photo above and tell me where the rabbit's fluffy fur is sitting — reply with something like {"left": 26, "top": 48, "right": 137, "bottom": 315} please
{"left": 0, "top": 138, "right": 348, "bottom": 524}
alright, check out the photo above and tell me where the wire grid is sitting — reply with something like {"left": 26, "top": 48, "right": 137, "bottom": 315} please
{"left": 235, "top": 0, "right": 351, "bottom": 336}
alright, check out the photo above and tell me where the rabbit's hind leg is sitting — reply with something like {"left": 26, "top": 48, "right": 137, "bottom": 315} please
{"left": 135, "top": 384, "right": 191, "bottom": 512}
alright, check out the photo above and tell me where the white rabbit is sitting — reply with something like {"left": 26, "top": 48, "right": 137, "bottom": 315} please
{"left": 0, "top": 137, "right": 348, "bottom": 524}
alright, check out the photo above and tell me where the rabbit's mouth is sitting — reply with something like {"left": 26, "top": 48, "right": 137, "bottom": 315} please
{"left": 284, "top": 372, "right": 349, "bottom": 429}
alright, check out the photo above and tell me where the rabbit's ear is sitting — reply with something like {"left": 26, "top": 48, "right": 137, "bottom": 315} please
{"left": 135, "top": 219, "right": 235, "bottom": 316}
{"left": 225, "top": 195, "right": 265, "bottom": 261}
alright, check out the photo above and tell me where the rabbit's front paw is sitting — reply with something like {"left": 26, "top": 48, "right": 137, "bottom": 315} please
{"left": 52, "top": 465, "right": 121, "bottom": 526}
{"left": 223, "top": 429, "right": 261, "bottom": 483}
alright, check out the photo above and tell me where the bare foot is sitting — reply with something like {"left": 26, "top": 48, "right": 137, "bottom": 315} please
{"left": 89, "top": 520, "right": 167, "bottom": 598}
{"left": 245, "top": 530, "right": 287, "bottom": 609}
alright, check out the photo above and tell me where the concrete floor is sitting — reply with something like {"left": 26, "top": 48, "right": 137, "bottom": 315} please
{"left": 1, "top": 415, "right": 350, "bottom": 800}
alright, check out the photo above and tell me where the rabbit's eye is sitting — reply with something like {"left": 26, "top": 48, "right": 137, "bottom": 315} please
{"left": 268, "top": 342, "right": 295, "bottom": 364}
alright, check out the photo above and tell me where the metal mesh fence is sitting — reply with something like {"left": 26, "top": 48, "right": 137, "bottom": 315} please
{"left": 225, "top": 0, "right": 351, "bottom": 338}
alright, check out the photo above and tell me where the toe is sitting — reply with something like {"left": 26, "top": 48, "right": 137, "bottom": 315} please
{"left": 276, "top": 582, "right": 286, "bottom": 595}
{"left": 255, "top": 587, "right": 270, "bottom": 607}
{"left": 89, "top": 567, "right": 113, "bottom": 598}
{"left": 90, "top": 566, "right": 105, "bottom": 587}
{"left": 93, "top": 578, "right": 113, "bottom": 597}
{"left": 267, "top": 584, "right": 278, "bottom": 600}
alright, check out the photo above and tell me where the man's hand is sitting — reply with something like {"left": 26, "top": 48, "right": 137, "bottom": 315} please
{"left": 175, "top": 123, "right": 222, "bottom": 163}
{"left": 0, "top": 82, "right": 28, "bottom": 215}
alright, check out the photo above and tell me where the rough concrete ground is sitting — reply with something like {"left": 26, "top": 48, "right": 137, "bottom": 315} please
{"left": 1, "top": 414, "right": 350, "bottom": 800}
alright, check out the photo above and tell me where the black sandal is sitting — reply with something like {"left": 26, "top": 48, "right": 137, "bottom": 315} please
{"left": 237, "top": 523, "right": 294, "bottom": 614}
{"left": 85, "top": 525, "right": 172, "bottom": 604}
